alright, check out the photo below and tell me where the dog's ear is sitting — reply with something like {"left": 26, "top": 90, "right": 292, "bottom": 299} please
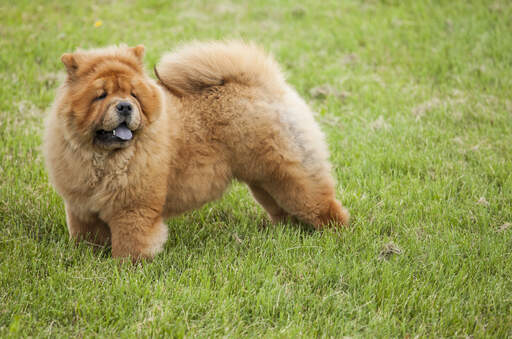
{"left": 61, "top": 53, "right": 79, "bottom": 76}
{"left": 130, "top": 45, "right": 145, "bottom": 62}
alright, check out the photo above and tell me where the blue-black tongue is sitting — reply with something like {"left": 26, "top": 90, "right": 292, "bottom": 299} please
{"left": 113, "top": 124, "right": 133, "bottom": 141}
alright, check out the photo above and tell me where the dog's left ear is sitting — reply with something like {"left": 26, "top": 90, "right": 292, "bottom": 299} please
{"left": 130, "top": 45, "right": 145, "bottom": 62}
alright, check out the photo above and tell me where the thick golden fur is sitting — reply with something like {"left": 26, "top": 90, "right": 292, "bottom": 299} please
{"left": 44, "top": 41, "right": 349, "bottom": 260}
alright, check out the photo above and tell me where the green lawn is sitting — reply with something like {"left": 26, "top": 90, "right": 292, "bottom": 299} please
{"left": 1, "top": 0, "right": 511, "bottom": 337}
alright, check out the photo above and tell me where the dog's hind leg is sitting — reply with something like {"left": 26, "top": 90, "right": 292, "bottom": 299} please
{"left": 259, "top": 168, "right": 349, "bottom": 229}
{"left": 249, "top": 184, "right": 290, "bottom": 224}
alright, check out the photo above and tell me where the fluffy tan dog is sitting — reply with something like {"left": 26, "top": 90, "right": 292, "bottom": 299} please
{"left": 44, "top": 41, "right": 349, "bottom": 260}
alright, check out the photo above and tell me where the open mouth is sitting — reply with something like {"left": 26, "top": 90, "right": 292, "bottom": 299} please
{"left": 95, "top": 122, "right": 134, "bottom": 143}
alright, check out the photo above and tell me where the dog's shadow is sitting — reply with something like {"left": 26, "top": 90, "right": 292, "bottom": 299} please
{"left": 165, "top": 206, "right": 317, "bottom": 252}
{"left": 15, "top": 197, "right": 318, "bottom": 269}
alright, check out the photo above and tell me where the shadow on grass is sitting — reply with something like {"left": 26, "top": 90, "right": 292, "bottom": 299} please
{"left": 5, "top": 192, "right": 326, "bottom": 269}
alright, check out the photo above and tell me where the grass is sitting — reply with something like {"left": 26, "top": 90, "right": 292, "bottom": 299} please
{"left": 1, "top": 0, "right": 511, "bottom": 337}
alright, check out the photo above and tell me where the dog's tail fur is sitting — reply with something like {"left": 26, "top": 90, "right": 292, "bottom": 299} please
{"left": 154, "top": 41, "right": 286, "bottom": 97}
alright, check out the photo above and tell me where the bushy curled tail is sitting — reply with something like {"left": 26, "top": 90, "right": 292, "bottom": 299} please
{"left": 154, "top": 41, "right": 286, "bottom": 96}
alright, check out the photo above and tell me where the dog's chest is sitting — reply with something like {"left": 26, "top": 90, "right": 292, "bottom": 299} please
{"left": 75, "top": 151, "right": 133, "bottom": 212}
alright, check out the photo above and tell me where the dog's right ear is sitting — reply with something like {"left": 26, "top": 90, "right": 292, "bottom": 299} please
{"left": 61, "top": 53, "right": 79, "bottom": 76}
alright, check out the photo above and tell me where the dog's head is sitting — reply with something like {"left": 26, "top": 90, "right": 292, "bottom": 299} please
{"left": 59, "top": 45, "right": 162, "bottom": 150}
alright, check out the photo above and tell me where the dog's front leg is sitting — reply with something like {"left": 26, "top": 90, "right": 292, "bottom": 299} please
{"left": 107, "top": 208, "right": 168, "bottom": 261}
{"left": 65, "top": 204, "right": 111, "bottom": 247}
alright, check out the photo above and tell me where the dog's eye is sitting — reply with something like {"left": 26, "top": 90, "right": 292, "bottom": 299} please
{"left": 95, "top": 92, "right": 107, "bottom": 101}
{"left": 130, "top": 92, "right": 137, "bottom": 99}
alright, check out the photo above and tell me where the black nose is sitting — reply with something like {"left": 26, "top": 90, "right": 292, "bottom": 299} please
{"left": 116, "top": 102, "right": 132, "bottom": 116}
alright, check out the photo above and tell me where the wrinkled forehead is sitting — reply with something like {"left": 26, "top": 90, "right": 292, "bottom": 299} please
{"left": 91, "top": 73, "right": 133, "bottom": 93}
{"left": 89, "top": 62, "right": 141, "bottom": 92}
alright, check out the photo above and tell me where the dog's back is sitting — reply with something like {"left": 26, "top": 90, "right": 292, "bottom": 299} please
{"left": 155, "top": 41, "right": 349, "bottom": 228}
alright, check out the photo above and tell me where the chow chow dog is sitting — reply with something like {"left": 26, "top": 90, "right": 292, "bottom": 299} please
{"left": 43, "top": 41, "right": 349, "bottom": 260}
